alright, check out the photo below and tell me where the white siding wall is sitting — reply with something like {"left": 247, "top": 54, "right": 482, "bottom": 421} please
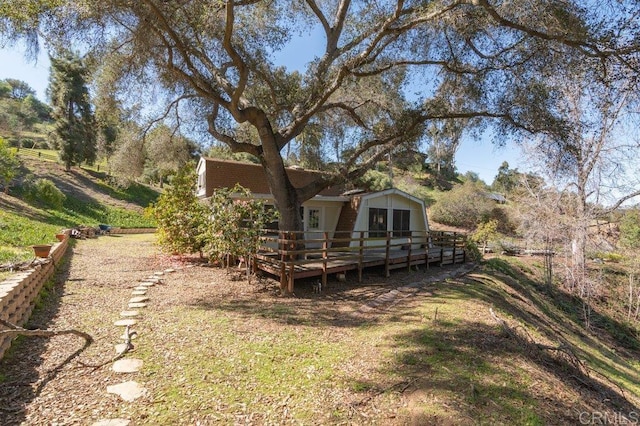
{"left": 351, "top": 192, "right": 429, "bottom": 248}
{"left": 302, "top": 200, "right": 344, "bottom": 248}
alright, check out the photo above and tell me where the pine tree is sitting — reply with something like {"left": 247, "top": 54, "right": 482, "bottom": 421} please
{"left": 48, "top": 53, "right": 96, "bottom": 171}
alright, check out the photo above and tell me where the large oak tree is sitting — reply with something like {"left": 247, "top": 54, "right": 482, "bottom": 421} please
{"left": 3, "top": 1, "right": 639, "bottom": 230}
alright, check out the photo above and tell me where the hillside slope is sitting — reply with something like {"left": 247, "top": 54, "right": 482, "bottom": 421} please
{"left": 0, "top": 155, "right": 159, "bottom": 266}
{"left": 16, "top": 155, "right": 158, "bottom": 212}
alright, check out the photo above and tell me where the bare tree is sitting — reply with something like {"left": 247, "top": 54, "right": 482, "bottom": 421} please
{"left": 520, "top": 70, "right": 640, "bottom": 327}
{"left": 513, "top": 174, "right": 568, "bottom": 288}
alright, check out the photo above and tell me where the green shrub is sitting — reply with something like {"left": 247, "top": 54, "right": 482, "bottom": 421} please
{"left": 619, "top": 210, "right": 640, "bottom": 250}
{"left": 151, "top": 163, "right": 208, "bottom": 255}
{"left": 25, "top": 178, "right": 66, "bottom": 210}
{"left": 430, "top": 181, "right": 494, "bottom": 229}
{"left": 464, "top": 239, "right": 483, "bottom": 262}
{"left": 591, "top": 251, "right": 624, "bottom": 263}
{"left": 203, "top": 184, "right": 278, "bottom": 268}
{"left": 0, "top": 138, "right": 20, "bottom": 194}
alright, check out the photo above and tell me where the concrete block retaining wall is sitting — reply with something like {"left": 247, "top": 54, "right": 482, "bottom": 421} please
{"left": 0, "top": 237, "right": 69, "bottom": 359}
{"left": 0, "top": 229, "right": 157, "bottom": 360}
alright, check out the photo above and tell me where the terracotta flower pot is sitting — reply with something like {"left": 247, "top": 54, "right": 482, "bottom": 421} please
{"left": 32, "top": 244, "right": 52, "bottom": 258}
{"left": 55, "top": 233, "right": 66, "bottom": 242}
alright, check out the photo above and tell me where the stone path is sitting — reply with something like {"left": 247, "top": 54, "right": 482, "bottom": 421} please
{"left": 357, "top": 263, "right": 477, "bottom": 313}
{"left": 91, "top": 268, "right": 177, "bottom": 426}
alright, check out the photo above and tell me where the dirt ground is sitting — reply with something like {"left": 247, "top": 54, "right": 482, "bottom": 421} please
{"left": 2, "top": 234, "right": 637, "bottom": 425}
{"left": 0, "top": 233, "right": 442, "bottom": 425}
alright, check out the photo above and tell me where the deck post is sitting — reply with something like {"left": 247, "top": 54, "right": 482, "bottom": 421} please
{"left": 385, "top": 231, "right": 391, "bottom": 278}
{"left": 462, "top": 234, "right": 467, "bottom": 263}
{"left": 452, "top": 232, "right": 457, "bottom": 264}
{"left": 279, "top": 230, "right": 287, "bottom": 291}
{"left": 358, "top": 231, "right": 364, "bottom": 283}
{"left": 288, "top": 262, "right": 295, "bottom": 293}
{"left": 322, "top": 232, "right": 328, "bottom": 288}
{"left": 289, "top": 232, "right": 297, "bottom": 292}
{"left": 407, "top": 234, "right": 413, "bottom": 271}
{"left": 425, "top": 231, "right": 429, "bottom": 271}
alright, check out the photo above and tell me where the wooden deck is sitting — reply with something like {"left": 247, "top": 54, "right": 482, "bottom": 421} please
{"left": 254, "top": 231, "right": 467, "bottom": 293}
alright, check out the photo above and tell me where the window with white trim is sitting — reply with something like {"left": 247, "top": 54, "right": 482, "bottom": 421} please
{"left": 307, "top": 208, "right": 321, "bottom": 230}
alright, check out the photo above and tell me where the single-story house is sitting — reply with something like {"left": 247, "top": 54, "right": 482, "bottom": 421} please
{"left": 196, "top": 157, "right": 430, "bottom": 247}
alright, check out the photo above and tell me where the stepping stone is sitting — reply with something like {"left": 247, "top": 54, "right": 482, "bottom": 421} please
{"left": 131, "top": 290, "right": 147, "bottom": 296}
{"left": 128, "top": 302, "right": 147, "bottom": 309}
{"left": 138, "top": 282, "right": 154, "bottom": 287}
{"left": 153, "top": 271, "right": 164, "bottom": 276}
{"left": 114, "top": 319, "right": 137, "bottom": 327}
{"left": 120, "top": 310, "right": 140, "bottom": 317}
{"left": 134, "top": 286, "right": 148, "bottom": 291}
{"left": 92, "top": 419, "right": 130, "bottom": 426}
{"left": 112, "top": 358, "right": 143, "bottom": 373}
{"left": 164, "top": 268, "right": 176, "bottom": 273}
{"left": 142, "top": 277, "right": 160, "bottom": 283}
{"left": 129, "top": 296, "right": 149, "bottom": 303}
{"left": 106, "top": 381, "right": 146, "bottom": 402}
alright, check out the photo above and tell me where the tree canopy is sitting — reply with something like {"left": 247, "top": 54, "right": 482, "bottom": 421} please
{"left": 4, "top": 1, "right": 639, "bottom": 230}
{"left": 0, "top": 78, "right": 50, "bottom": 144}
{"left": 0, "top": 137, "right": 20, "bottom": 194}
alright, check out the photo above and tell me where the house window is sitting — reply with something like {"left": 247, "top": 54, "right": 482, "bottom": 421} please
{"left": 393, "top": 209, "right": 411, "bottom": 237}
{"left": 307, "top": 208, "right": 320, "bottom": 230}
{"left": 368, "top": 208, "right": 388, "bottom": 238}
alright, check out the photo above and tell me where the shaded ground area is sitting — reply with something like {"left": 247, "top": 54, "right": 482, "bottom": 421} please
{"left": 0, "top": 234, "right": 638, "bottom": 425}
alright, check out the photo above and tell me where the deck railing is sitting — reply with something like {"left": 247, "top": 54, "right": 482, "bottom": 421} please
{"left": 254, "top": 230, "right": 467, "bottom": 293}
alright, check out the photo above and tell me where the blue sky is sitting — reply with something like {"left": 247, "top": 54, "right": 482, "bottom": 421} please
{"left": 0, "top": 42, "right": 526, "bottom": 184}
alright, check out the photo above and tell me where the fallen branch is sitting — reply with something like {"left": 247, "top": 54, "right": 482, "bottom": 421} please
{"left": 0, "top": 319, "right": 93, "bottom": 413}
{"left": 0, "top": 325, "right": 93, "bottom": 342}
{"left": 0, "top": 258, "right": 49, "bottom": 273}
{"left": 488, "top": 307, "right": 627, "bottom": 402}
{"left": 352, "top": 377, "right": 418, "bottom": 408}
{"left": 75, "top": 324, "right": 137, "bottom": 371}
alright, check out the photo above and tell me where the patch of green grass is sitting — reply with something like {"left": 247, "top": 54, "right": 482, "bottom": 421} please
{"left": 0, "top": 189, "right": 155, "bottom": 265}
{"left": 377, "top": 302, "right": 546, "bottom": 424}
{"left": 56, "top": 196, "right": 156, "bottom": 228}
{"left": 350, "top": 380, "right": 375, "bottom": 392}
{"left": 133, "top": 308, "right": 350, "bottom": 424}
{"left": 0, "top": 209, "right": 61, "bottom": 264}
{"left": 87, "top": 174, "right": 160, "bottom": 208}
